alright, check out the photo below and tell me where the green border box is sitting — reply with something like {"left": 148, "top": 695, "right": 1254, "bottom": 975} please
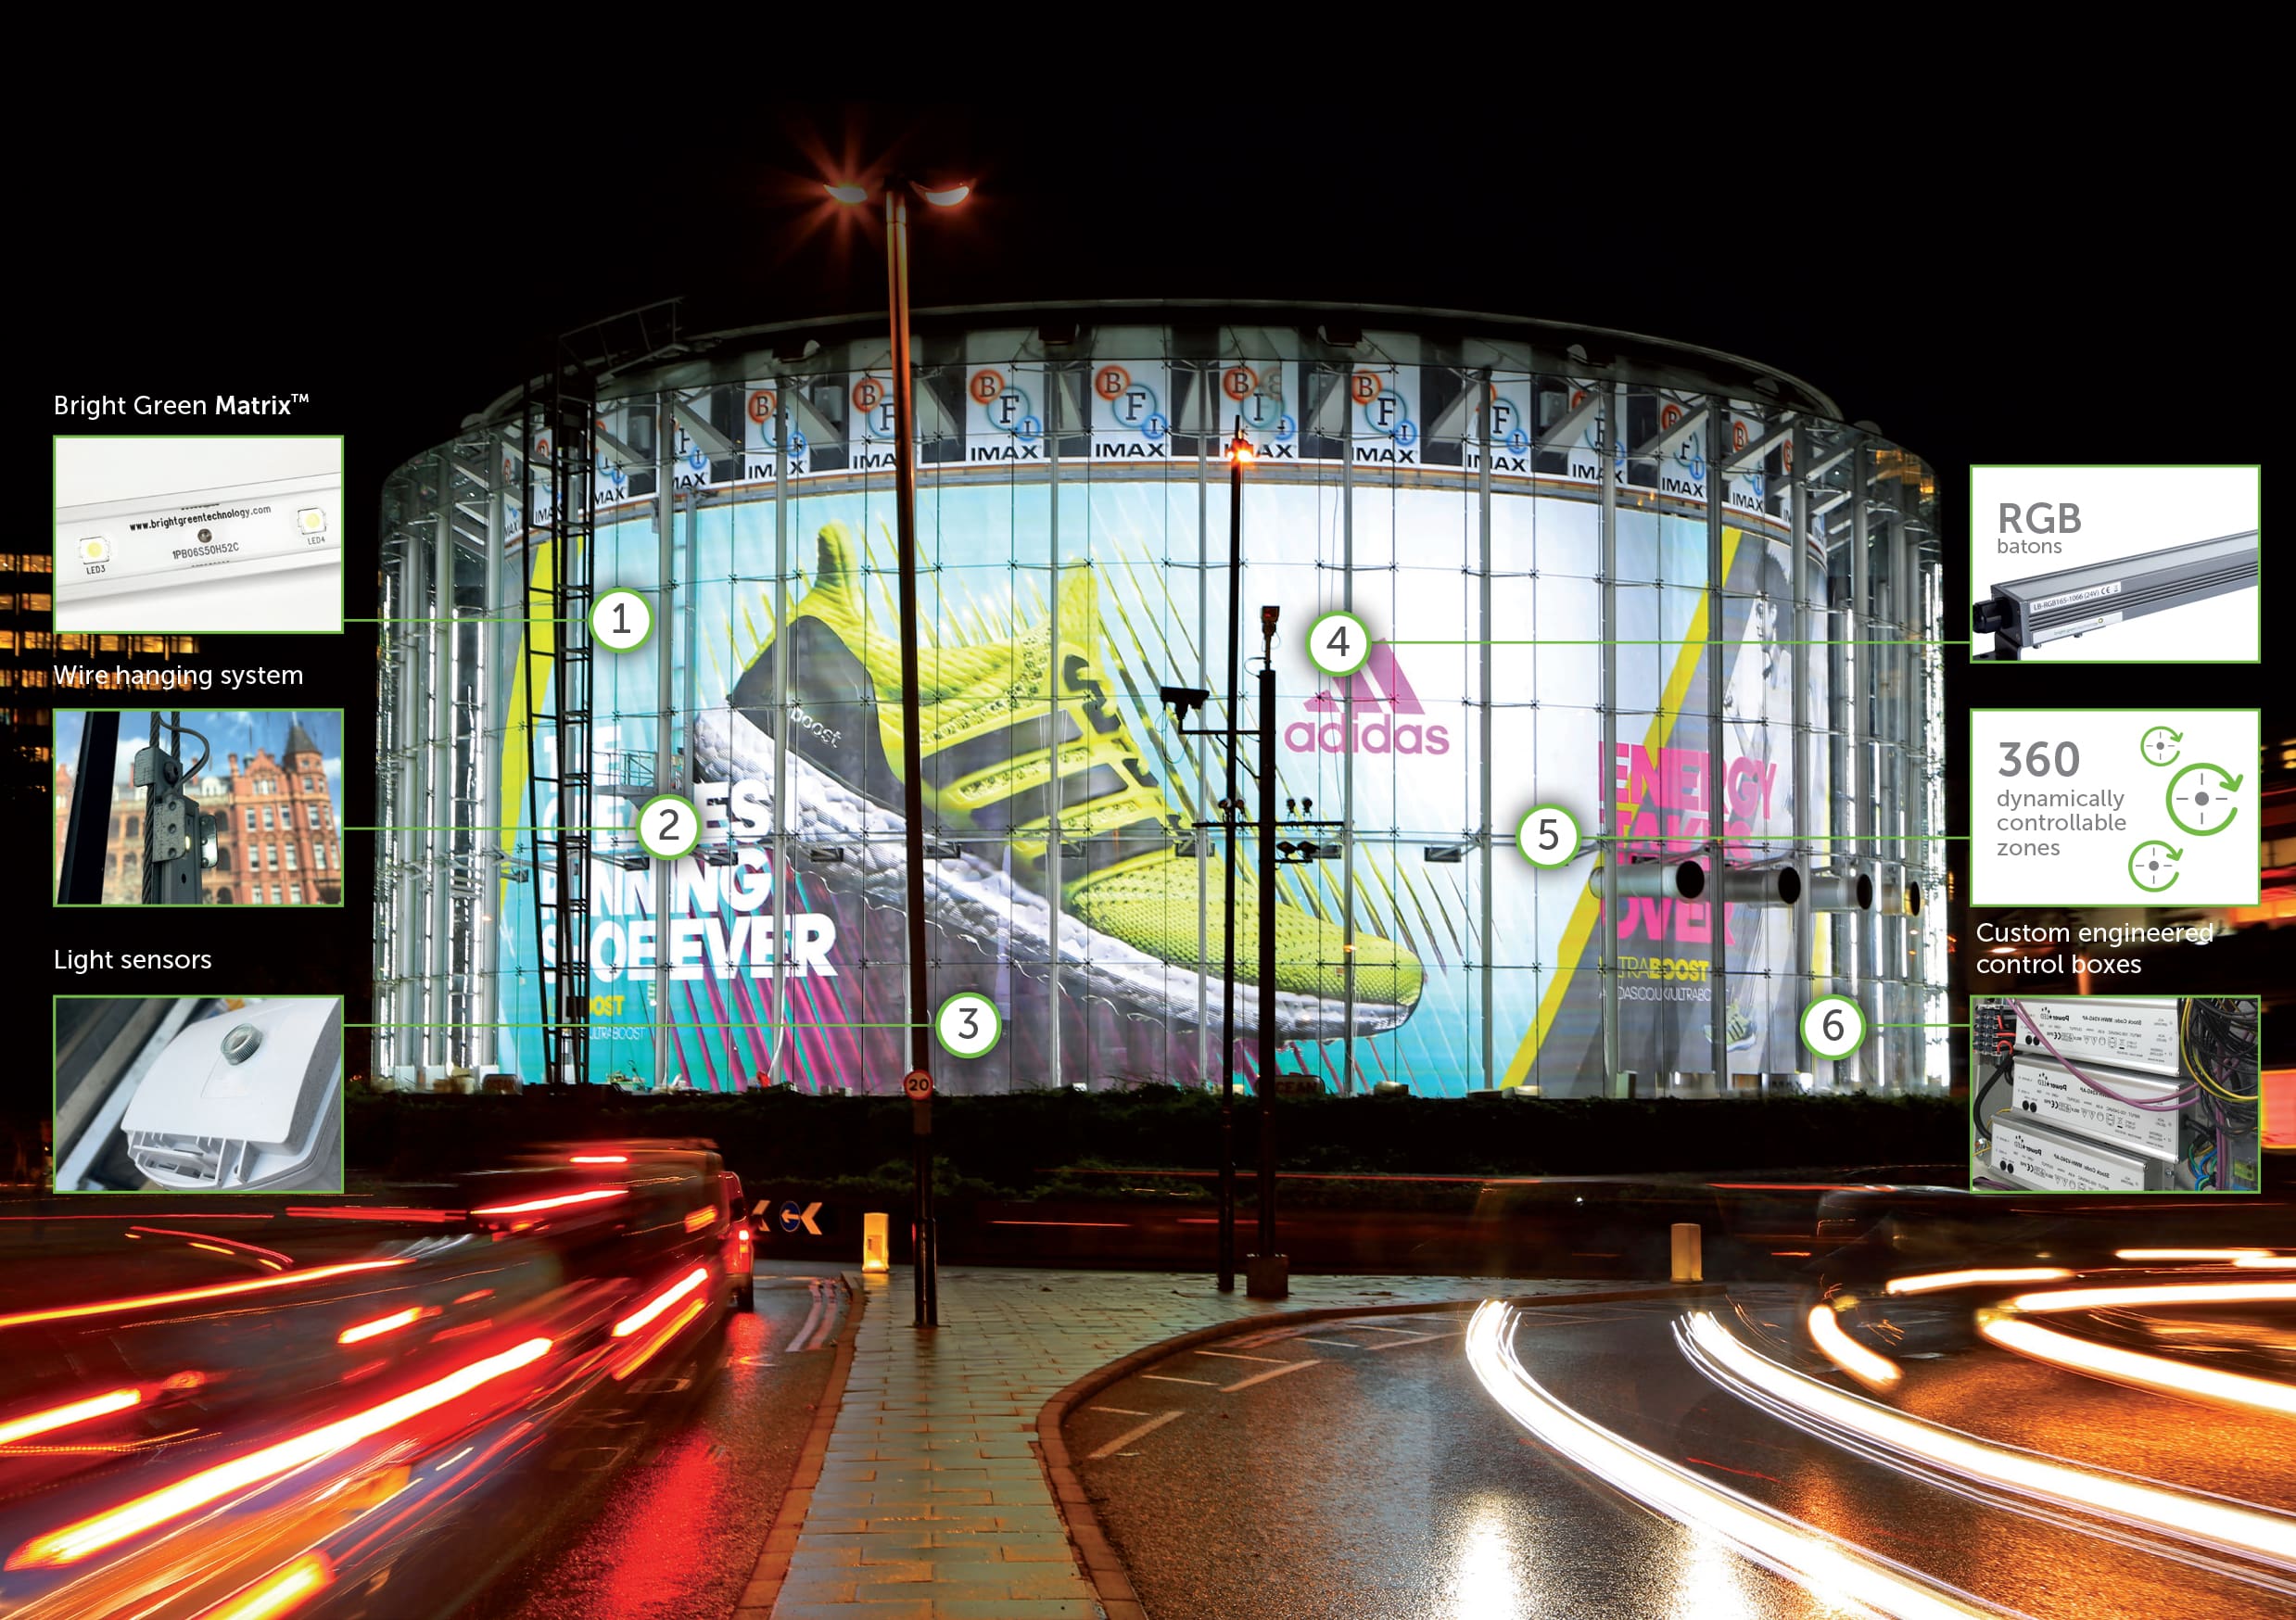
{"left": 51, "top": 994, "right": 348, "bottom": 1194}
{"left": 52, "top": 435, "right": 349, "bottom": 637}
{"left": 1968, "top": 708, "right": 2262, "bottom": 908}
{"left": 1967, "top": 464, "right": 2261, "bottom": 665}
{"left": 51, "top": 708, "right": 349, "bottom": 909}
{"left": 1969, "top": 994, "right": 2263, "bottom": 1195}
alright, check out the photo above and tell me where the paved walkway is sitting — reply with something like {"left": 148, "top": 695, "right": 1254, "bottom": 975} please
{"left": 741, "top": 1267, "right": 1589, "bottom": 1619}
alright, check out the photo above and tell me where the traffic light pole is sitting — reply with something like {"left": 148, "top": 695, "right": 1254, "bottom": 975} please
{"left": 1249, "top": 608, "right": 1287, "bottom": 1299}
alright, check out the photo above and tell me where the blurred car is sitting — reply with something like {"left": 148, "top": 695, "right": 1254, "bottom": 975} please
{"left": 721, "top": 1170, "right": 755, "bottom": 1311}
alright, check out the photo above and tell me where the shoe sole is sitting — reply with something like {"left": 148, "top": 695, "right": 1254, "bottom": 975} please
{"left": 693, "top": 709, "right": 1413, "bottom": 1041}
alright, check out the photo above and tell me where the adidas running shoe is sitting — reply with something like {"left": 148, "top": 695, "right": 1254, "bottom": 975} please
{"left": 707, "top": 522, "right": 1422, "bottom": 1035}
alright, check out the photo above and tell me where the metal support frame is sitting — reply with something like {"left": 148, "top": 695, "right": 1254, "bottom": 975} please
{"left": 1478, "top": 370, "right": 1496, "bottom": 1095}
{"left": 1599, "top": 382, "right": 1623, "bottom": 1095}
{"left": 1788, "top": 423, "right": 1814, "bottom": 1084}
{"left": 769, "top": 381, "right": 793, "bottom": 1083}
{"left": 654, "top": 397, "right": 677, "bottom": 1092}
{"left": 1848, "top": 441, "right": 1874, "bottom": 1090}
{"left": 428, "top": 453, "right": 456, "bottom": 1069}
{"left": 519, "top": 361, "right": 596, "bottom": 1086}
{"left": 1704, "top": 398, "right": 1729, "bottom": 1093}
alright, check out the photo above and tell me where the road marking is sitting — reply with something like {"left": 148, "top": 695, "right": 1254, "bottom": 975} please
{"left": 1300, "top": 1338, "right": 1364, "bottom": 1348}
{"left": 785, "top": 1285, "right": 827, "bottom": 1353}
{"left": 1142, "top": 1374, "right": 1217, "bottom": 1386}
{"left": 1361, "top": 1331, "right": 1459, "bottom": 1352}
{"left": 1085, "top": 1409, "right": 1185, "bottom": 1461}
{"left": 1221, "top": 1360, "right": 1323, "bottom": 1391}
{"left": 1088, "top": 1406, "right": 1149, "bottom": 1416}
{"left": 1354, "top": 1323, "right": 1440, "bottom": 1335}
{"left": 1194, "top": 1349, "right": 1288, "bottom": 1363}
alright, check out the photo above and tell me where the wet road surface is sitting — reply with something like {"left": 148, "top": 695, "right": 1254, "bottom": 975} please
{"left": 448, "top": 1268, "right": 848, "bottom": 1620}
{"left": 1068, "top": 1293, "right": 2295, "bottom": 1619}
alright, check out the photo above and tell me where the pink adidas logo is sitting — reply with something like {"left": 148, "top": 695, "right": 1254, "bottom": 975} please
{"left": 1284, "top": 644, "right": 1452, "bottom": 756}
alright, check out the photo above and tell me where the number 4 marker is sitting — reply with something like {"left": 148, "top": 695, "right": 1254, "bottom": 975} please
{"left": 1307, "top": 610, "right": 1372, "bottom": 677}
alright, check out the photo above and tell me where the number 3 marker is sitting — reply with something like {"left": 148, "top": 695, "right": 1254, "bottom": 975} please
{"left": 934, "top": 993, "right": 1001, "bottom": 1059}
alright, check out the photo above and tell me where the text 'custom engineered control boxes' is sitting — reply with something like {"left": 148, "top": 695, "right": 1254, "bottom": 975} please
{"left": 2009, "top": 1055, "right": 2183, "bottom": 1162}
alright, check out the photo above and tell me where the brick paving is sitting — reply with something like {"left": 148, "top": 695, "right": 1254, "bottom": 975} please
{"left": 739, "top": 1267, "right": 1579, "bottom": 1618}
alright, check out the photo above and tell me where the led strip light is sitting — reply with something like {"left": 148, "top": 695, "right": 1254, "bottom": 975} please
{"left": 55, "top": 472, "right": 341, "bottom": 605}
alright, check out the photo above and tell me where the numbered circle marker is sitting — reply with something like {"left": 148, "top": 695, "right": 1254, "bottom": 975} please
{"left": 934, "top": 993, "right": 1002, "bottom": 1060}
{"left": 1307, "top": 610, "right": 1373, "bottom": 678}
{"left": 1799, "top": 994, "right": 1867, "bottom": 1061}
{"left": 1516, "top": 804, "right": 1581, "bottom": 869}
{"left": 636, "top": 792, "right": 701, "bottom": 860}
{"left": 592, "top": 589, "right": 653, "bottom": 652}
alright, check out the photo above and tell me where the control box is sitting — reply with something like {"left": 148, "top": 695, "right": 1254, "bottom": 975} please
{"left": 2008, "top": 1055, "right": 2182, "bottom": 1162}
{"left": 2011, "top": 997, "right": 2181, "bottom": 1078}
{"left": 1988, "top": 1113, "right": 2159, "bottom": 1194}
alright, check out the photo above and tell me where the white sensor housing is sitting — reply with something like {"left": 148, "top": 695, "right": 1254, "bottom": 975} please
{"left": 121, "top": 999, "right": 343, "bottom": 1190}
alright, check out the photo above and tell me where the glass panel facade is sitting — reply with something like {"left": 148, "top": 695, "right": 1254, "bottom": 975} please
{"left": 376, "top": 318, "right": 1944, "bottom": 1096}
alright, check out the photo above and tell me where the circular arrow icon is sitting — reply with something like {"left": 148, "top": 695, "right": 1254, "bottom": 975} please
{"left": 2127, "top": 839, "right": 2183, "bottom": 892}
{"left": 2138, "top": 726, "right": 2182, "bottom": 767}
{"left": 2165, "top": 762, "right": 2243, "bottom": 837}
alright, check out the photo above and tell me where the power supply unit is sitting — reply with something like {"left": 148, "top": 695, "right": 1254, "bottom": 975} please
{"left": 1973, "top": 530, "right": 2257, "bottom": 659}
{"left": 120, "top": 999, "right": 343, "bottom": 1190}
{"left": 1987, "top": 1112, "right": 2161, "bottom": 1193}
{"left": 2010, "top": 997, "right": 2183, "bottom": 1078}
{"left": 2006, "top": 1054, "right": 2184, "bottom": 1162}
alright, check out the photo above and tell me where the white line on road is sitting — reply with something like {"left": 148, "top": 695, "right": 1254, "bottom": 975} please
{"left": 1087, "top": 1406, "right": 1149, "bottom": 1416}
{"left": 1142, "top": 1374, "right": 1217, "bottom": 1386}
{"left": 1300, "top": 1338, "right": 1364, "bottom": 1348}
{"left": 1085, "top": 1409, "right": 1186, "bottom": 1461}
{"left": 1194, "top": 1349, "right": 1288, "bottom": 1363}
{"left": 1221, "top": 1360, "right": 1323, "bottom": 1392}
{"left": 1361, "top": 1331, "right": 1461, "bottom": 1353}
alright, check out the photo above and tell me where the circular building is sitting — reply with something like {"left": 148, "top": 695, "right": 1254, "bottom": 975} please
{"left": 376, "top": 302, "right": 1943, "bottom": 1097}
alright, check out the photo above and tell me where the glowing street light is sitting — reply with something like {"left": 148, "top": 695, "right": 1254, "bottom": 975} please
{"left": 824, "top": 173, "right": 971, "bottom": 1331}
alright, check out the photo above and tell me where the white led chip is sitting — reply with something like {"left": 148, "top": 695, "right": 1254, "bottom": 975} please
{"left": 80, "top": 537, "right": 109, "bottom": 563}
{"left": 298, "top": 507, "right": 327, "bottom": 535}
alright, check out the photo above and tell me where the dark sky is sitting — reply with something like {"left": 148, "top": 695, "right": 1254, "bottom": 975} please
{"left": 24, "top": 105, "right": 2278, "bottom": 1123}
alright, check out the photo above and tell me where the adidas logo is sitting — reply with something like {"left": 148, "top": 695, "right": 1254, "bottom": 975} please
{"left": 1284, "top": 644, "right": 1452, "bottom": 756}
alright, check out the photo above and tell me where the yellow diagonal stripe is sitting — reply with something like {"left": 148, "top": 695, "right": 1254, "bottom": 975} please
{"left": 498, "top": 538, "right": 556, "bottom": 913}
{"left": 1503, "top": 526, "right": 1744, "bottom": 1088}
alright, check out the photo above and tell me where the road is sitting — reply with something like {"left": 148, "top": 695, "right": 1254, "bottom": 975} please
{"left": 1068, "top": 1291, "right": 2295, "bottom": 1619}
{"left": 452, "top": 1265, "right": 848, "bottom": 1620}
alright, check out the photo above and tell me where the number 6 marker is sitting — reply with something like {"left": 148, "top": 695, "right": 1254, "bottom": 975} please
{"left": 934, "top": 993, "right": 1001, "bottom": 1059}
{"left": 636, "top": 792, "right": 701, "bottom": 860}
{"left": 1306, "top": 610, "right": 1372, "bottom": 677}
{"left": 1799, "top": 994, "right": 1866, "bottom": 1061}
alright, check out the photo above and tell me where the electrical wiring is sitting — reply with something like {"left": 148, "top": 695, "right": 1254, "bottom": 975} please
{"left": 2007, "top": 1000, "right": 2196, "bottom": 1111}
{"left": 2181, "top": 998, "right": 2259, "bottom": 1104}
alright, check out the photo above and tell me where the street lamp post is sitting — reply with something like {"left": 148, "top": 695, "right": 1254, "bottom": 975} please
{"left": 1161, "top": 420, "right": 1254, "bottom": 1293}
{"left": 829, "top": 175, "right": 970, "bottom": 1329}
{"left": 1251, "top": 605, "right": 1283, "bottom": 1298}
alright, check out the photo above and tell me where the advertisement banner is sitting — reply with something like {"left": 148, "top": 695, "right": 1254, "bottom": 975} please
{"left": 1214, "top": 361, "right": 1301, "bottom": 461}
{"left": 1348, "top": 365, "right": 1419, "bottom": 467}
{"left": 964, "top": 362, "right": 1047, "bottom": 465}
{"left": 499, "top": 468, "right": 1815, "bottom": 1097}
{"left": 1464, "top": 374, "right": 1535, "bottom": 476}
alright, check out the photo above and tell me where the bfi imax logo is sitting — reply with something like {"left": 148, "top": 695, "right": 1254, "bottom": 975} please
{"left": 1351, "top": 370, "right": 1419, "bottom": 466}
{"left": 1093, "top": 364, "right": 1171, "bottom": 458}
{"left": 967, "top": 367, "right": 1044, "bottom": 462}
{"left": 1221, "top": 364, "right": 1297, "bottom": 459}
{"left": 1284, "top": 643, "right": 1452, "bottom": 756}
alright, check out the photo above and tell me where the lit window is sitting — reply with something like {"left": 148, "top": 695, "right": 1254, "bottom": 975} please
{"left": 25, "top": 595, "right": 49, "bottom": 611}
{"left": 24, "top": 632, "right": 51, "bottom": 651}
{"left": 24, "top": 556, "right": 50, "bottom": 574}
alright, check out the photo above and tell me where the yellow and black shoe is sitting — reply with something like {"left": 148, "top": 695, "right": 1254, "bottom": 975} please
{"left": 711, "top": 523, "right": 1422, "bottom": 1033}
